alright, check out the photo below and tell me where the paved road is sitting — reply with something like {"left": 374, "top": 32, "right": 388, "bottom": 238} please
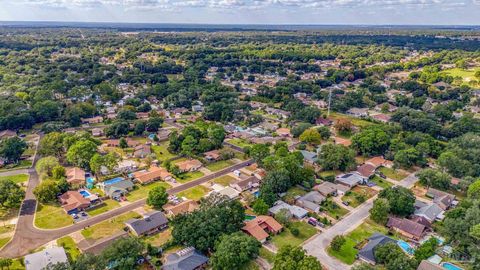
{"left": 0, "top": 159, "right": 252, "bottom": 258}
{"left": 303, "top": 173, "right": 419, "bottom": 270}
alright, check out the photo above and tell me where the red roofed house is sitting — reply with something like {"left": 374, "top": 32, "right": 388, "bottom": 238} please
{"left": 164, "top": 200, "right": 199, "bottom": 217}
{"left": 372, "top": 114, "right": 391, "bottom": 123}
{"left": 387, "top": 217, "right": 427, "bottom": 240}
{"left": 276, "top": 128, "right": 291, "bottom": 137}
{"left": 59, "top": 191, "right": 91, "bottom": 214}
{"left": 242, "top": 216, "right": 283, "bottom": 243}
{"left": 357, "top": 163, "right": 376, "bottom": 178}
{"left": 66, "top": 167, "right": 86, "bottom": 186}
{"left": 132, "top": 166, "right": 173, "bottom": 184}
{"left": 176, "top": 159, "right": 203, "bottom": 173}
{"left": 365, "top": 156, "right": 393, "bottom": 169}
{"left": 204, "top": 150, "right": 221, "bottom": 161}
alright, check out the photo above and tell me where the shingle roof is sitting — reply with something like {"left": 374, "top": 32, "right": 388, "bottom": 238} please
{"left": 269, "top": 201, "right": 308, "bottom": 219}
{"left": 417, "top": 260, "right": 444, "bottom": 270}
{"left": 242, "top": 215, "right": 283, "bottom": 242}
{"left": 315, "top": 181, "right": 337, "bottom": 196}
{"left": 125, "top": 211, "right": 168, "bottom": 236}
{"left": 164, "top": 200, "right": 199, "bottom": 216}
{"left": 358, "top": 233, "right": 395, "bottom": 264}
{"left": 162, "top": 247, "right": 209, "bottom": 270}
{"left": 414, "top": 203, "right": 444, "bottom": 222}
{"left": 387, "top": 217, "right": 426, "bottom": 238}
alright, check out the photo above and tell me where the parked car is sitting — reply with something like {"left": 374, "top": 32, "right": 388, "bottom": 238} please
{"left": 342, "top": 201, "right": 349, "bottom": 206}
{"left": 378, "top": 172, "right": 386, "bottom": 179}
{"left": 307, "top": 217, "right": 317, "bottom": 226}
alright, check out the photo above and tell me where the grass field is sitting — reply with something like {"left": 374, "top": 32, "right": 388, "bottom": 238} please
{"left": 271, "top": 221, "right": 317, "bottom": 250}
{"left": 327, "top": 219, "right": 389, "bottom": 264}
{"left": 35, "top": 203, "right": 73, "bottom": 229}
{"left": 341, "top": 186, "right": 377, "bottom": 208}
{"left": 126, "top": 182, "right": 171, "bottom": 201}
{"left": 212, "top": 175, "right": 237, "bottom": 186}
{"left": 205, "top": 160, "right": 235, "bottom": 172}
{"left": 321, "top": 198, "right": 349, "bottom": 219}
{"left": 443, "top": 67, "right": 480, "bottom": 82}
{"left": 370, "top": 175, "right": 393, "bottom": 189}
{"left": 283, "top": 186, "right": 307, "bottom": 204}
{"left": 81, "top": 212, "right": 140, "bottom": 240}
{"left": 144, "top": 228, "right": 172, "bottom": 247}
{"left": 151, "top": 142, "right": 177, "bottom": 162}
{"left": 177, "top": 185, "right": 210, "bottom": 201}
{"left": 259, "top": 247, "right": 276, "bottom": 264}
{"left": 227, "top": 138, "right": 254, "bottom": 149}
{"left": 0, "top": 160, "right": 32, "bottom": 172}
{"left": 177, "top": 171, "right": 204, "bottom": 183}
{"left": 329, "top": 112, "right": 379, "bottom": 129}
{"left": 0, "top": 237, "right": 11, "bottom": 249}
{"left": 86, "top": 199, "right": 120, "bottom": 217}
{"left": 57, "top": 236, "right": 80, "bottom": 261}
{"left": 378, "top": 167, "right": 408, "bottom": 181}
{"left": 0, "top": 174, "right": 29, "bottom": 184}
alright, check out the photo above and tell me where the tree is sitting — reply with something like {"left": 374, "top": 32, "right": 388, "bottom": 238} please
{"left": 89, "top": 152, "right": 119, "bottom": 176}
{"left": 351, "top": 126, "right": 390, "bottom": 156}
{"left": 467, "top": 180, "right": 480, "bottom": 199}
{"left": 274, "top": 208, "right": 292, "bottom": 226}
{"left": 370, "top": 198, "right": 390, "bottom": 225}
{"left": 105, "top": 120, "right": 129, "bottom": 138}
{"left": 145, "top": 117, "right": 163, "bottom": 132}
{"left": 33, "top": 180, "right": 60, "bottom": 203}
{"left": 51, "top": 165, "right": 66, "bottom": 180}
{"left": 379, "top": 187, "right": 415, "bottom": 216}
{"left": 414, "top": 237, "right": 438, "bottom": 261}
{"left": 100, "top": 237, "right": 144, "bottom": 270}
{"left": 351, "top": 263, "right": 376, "bottom": 270}
{"left": 317, "top": 126, "right": 331, "bottom": 140}
{"left": 291, "top": 123, "right": 313, "bottom": 138}
{"left": 252, "top": 199, "right": 269, "bottom": 215}
{"left": 181, "top": 135, "right": 197, "bottom": 157}
{"left": 299, "top": 128, "right": 322, "bottom": 145}
{"left": 0, "top": 180, "right": 24, "bottom": 209}
{"left": 374, "top": 242, "right": 416, "bottom": 270}
{"left": 249, "top": 144, "right": 270, "bottom": 166}
{"left": 211, "top": 232, "right": 261, "bottom": 270}
{"left": 330, "top": 235, "right": 346, "bottom": 252}
{"left": 394, "top": 147, "right": 425, "bottom": 168}
{"left": 147, "top": 186, "right": 168, "bottom": 209}
{"left": 35, "top": 156, "right": 60, "bottom": 178}
{"left": 0, "top": 137, "right": 27, "bottom": 163}
{"left": 273, "top": 245, "right": 322, "bottom": 270}
{"left": 66, "top": 140, "right": 98, "bottom": 169}
{"left": 119, "top": 137, "right": 128, "bottom": 149}
{"left": 317, "top": 144, "right": 356, "bottom": 171}
{"left": 334, "top": 118, "right": 353, "bottom": 134}
{"left": 38, "top": 132, "right": 65, "bottom": 157}
{"left": 416, "top": 169, "right": 451, "bottom": 190}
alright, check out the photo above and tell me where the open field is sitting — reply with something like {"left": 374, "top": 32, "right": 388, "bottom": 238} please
{"left": 370, "top": 175, "right": 393, "bottom": 189}
{"left": 177, "top": 171, "right": 205, "bottom": 183}
{"left": 126, "top": 181, "right": 171, "bottom": 201}
{"left": 205, "top": 160, "right": 235, "bottom": 172}
{"left": 177, "top": 185, "right": 210, "bottom": 201}
{"left": 0, "top": 174, "right": 29, "bottom": 184}
{"left": 35, "top": 203, "right": 73, "bottom": 229}
{"left": 271, "top": 221, "right": 317, "bottom": 250}
{"left": 81, "top": 212, "right": 140, "bottom": 240}
{"left": 57, "top": 236, "right": 80, "bottom": 261}
{"left": 151, "top": 142, "right": 177, "bottom": 162}
{"left": 378, "top": 167, "right": 408, "bottom": 181}
{"left": 86, "top": 199, "right": 120, "bottom": 217}
{"left": 143, "top": 228, "right": 172, "bottom": 247}
{"left": 341, "top": 186, "right": 377, "bottom": 208}
{"left": 443, "top": 67, "right": 480, "bottom": 82}
{"left": 212, "top": 175, "right": 237, "bottom": 186}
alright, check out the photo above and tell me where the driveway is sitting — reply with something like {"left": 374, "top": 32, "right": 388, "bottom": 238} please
{"left": 303, "top": 173, "right": 419, "bottom": 270}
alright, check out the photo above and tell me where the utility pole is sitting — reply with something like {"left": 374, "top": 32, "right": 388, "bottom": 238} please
{"left": 327, "top": 88, "right": 332, "bottom": 117}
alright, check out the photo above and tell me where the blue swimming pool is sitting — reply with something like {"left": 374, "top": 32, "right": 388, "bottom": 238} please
{"left": 86, "top": 177, "right": 95, "bottom": 184}
{"left": 442, "top": 262, "right": 463, "bottom": 270}
{"left": 397, "top": 240, "right": 415, "bottom": 255}
{"left": 79, "top": 190, "right": 91, "bottom": 198}
{"left": 103, "top": 177, "right": 124, "bottom": 185}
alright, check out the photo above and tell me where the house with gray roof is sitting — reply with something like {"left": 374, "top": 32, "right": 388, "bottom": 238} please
{"left": 162, "top": 247, "right": 209, "bottom": 270}
{"left": 300, "top": 150, "right": 318, "bottom": 164}
{"left": 414, "top": 202, "right": 444, "bottom": 222}
{"left": 296, "top": 191, "right": 326, "bottom": 213}
{"left": 25, "top": 247, "right": 69, "bottom": 270}
{"left": 335, "top": 172, "right": 367, "bottom": 188}
{"left": 103, "top": 179, "right": 134, "bottom": 199}
{"left": 269, "top": 200, "right": 308, "bottom": 219}
{"left": 358, "top": 233, "right": 396, "bottom": 265}
{"left": 125, "top": 211, "right": 168, "bottom": 236}
{"left": 315, "top": 181, "right": 338, "bottom": 197}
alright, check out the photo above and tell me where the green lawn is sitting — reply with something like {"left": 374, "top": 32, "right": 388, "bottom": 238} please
{"left": 177, "top": 171, "right": 204, "bottom": 183}
{"left": 443, "top": 67, "right": 480, "bottom": 82}
{"left": 227, "top": 138, "right": 254, "bottom": 149}
{"left": 177, "top": 186, "right": 210, "bottom": 201}
{"left": 240, "top": 260, "right": 260, "bottom": 270}
{"left": 370, "top": 175, "right": 393, "bottom": 189}
{"left": 378, "top": 167, "right": 408, "bottom": 181}
{"left": 0, "top": 160, "right": 32, "bottom": 172}
{"left": 0, "top": 237, "right": 11, "bottom": 249}
{"left": 321, "top": 198, "right": 349, "bottom": 219}
{"left": 0, "top": 225, "right": 14, "bottom": 234}
{"left": 126, "top": 182, "right": 171, "bottom": 201}
{"left": 341, "top": 186, "right": 377, "bottom": 208}
{"left": 283, "top": 187, "right": 307, "bottom": 204}
{"left": 86, "top": 199, "right": 120, "bottom": 217}
{"left": 259, "top": 247, "right": 276, "bottom": 264}
{"left": 329, "top": 112, "right": 379, "bottom": 129}
{"left": 327, "top": 219, "right": 389, "bottom": 265}
{"left": 57, "top": 236, "right": 80, "bottom": 261}
{"left": 35, "top": 203, "right": 73, "bottom": 229}
{"left": 271, "top": 221, "right": 317, "bottom": 249}
{"left": 212, "top": 175, "right": 237, "bottom": 186}
{"left": 205, "top": 160, "right": 235, "bottom": 172}
{"left": 151, "top": 142, "right": 177, "bottom": 162}
{"left": 143, "top": 228, "right": 172, "bottom": 247}
{"left": 81, "top": 212, "right": 140, "bottom": 240}
{"left": 0, "top": 174, "right": 29, "bottom": 184}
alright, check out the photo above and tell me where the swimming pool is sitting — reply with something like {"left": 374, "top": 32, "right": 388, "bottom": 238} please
{"left": 397, "top": 240, "right": 415, "bottom": 255}
{"left": 103, "top": 177, "right": 124, "bottom": 186}
{"left": 79, "top": 190, "right": 91, "bottom": 198}
{"left": 245, "top": 215, "right": 256, "bottom": 221}
{"left": 442, "top": 262, "right": 463, "bottom": 270}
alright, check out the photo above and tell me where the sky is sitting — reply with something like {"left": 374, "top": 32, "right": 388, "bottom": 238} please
{"left": 0, "top": 0, "right": 480, "bottom": 25}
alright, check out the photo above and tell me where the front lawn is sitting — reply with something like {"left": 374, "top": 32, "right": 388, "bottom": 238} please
{"left": 86, "top": 199, "right": 120, "bottom": 217}
{"left": 370, "top": 175, "right": 393, "bottom": 189}
{"left": 177, "top": 171, "right": 205, "bottom": 183}
{"left": 57, "top": 236, "right": 80, "bottom": 261}
{"left": 151, "top": 142, "right": 177, "bottom": 162}
{"left": 0, "top": 174, "right": 29, "bottom": 184}
{"left": 0, "top": 237, "right": 10, "bottom": 249}
{"left": 205, "top": 160, "right": 235, "bottom": 172}
{"left": 259, "top": 247, "right": 276, "bottom": 264}
{"left": 341, "top": 186, "right": 377, "bottom": 208}
{"left": 321, "top": 198, "right": 349, "bottom": 219}
{"left": 327, "top": 219, "right": 389, "bottom": 265}
{"left": 177, "top": 186, "right": 210, "bottom": 201}
{"left": 0, "top": 160, "right": 32, "bottom": 172}
{"left": 212, "top": 175, "right": 237, "bottom": 186}
{"left": 81, "top": 212, "right": 140, "bottom": 240}
{"left": 126, "top": 182, "right": 171, "bottom": 201}
{"left": 35, "top": 203, "right": 73, "bottom": 229}
{"left": 378, "top": 167, "right": 408, "bottom": 181}
{"left": 271, "top": 221, "right": 317, "bottom": 249}
{"left": 227, "top": 138, "right": 254, "bottom": 149}
{"left": 143, "top": 228, "right": 172, "bottom": 247}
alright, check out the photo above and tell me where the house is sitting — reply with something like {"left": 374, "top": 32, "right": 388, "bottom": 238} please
{"left": 230, "top": 176, "right": 260, "bottom": 192}
{"left": 176, "top": 159, "right": 203, "bottom": 173}
{"left": 134, "top": 144, "right": 151, "bottom": 158}
{"left": 66, "top": 167, "right": 85, "bottom": 186}
{"left": 414, "top": 202, "right": 444, "bottom": 222}
{"left": 162, "top": 247, "right": 209, "bottom": 270}
{"left": 92, "top": 128, "right": 104, "bottom": 137}
{"left": 192, "top": 105, "right": 204, "bottom": 112}
{"left": 99, "top": 178, "right": 135, "bottom": 200}
{"left": 164, "top": 200, "right": 199, "bottom": 217}
{"left": 269, "top": 200, "right": 308, "bottom": 219}
{"left": 0, "top": 130, "right": 16, "bottom": 140}
{"left": 315, "top": 181, "right": 338, "bottom": 197}
{"left": 357, "top": 164, "right": 376, "bottom": 178}
{"left": 336, "top": 172, "right": 367, "bottom": 188}
{"left": 417, "top": 260, "right": 444, "bottom": 270}
{"left": 335, "top": 184, "right": 350, "bottom": 196}
{"left": 132, "top": 166, "right": 173, "bottom": 184}
{"left": 136, "top": 112, "right": 150, "bottom": 119}
{"left": 210, "top": 184, "right": 240, "bottom": 200}
{"left": 265, "top": 108, "right": 291, "bottom": 119}
{"left": 365, "top": 156, "right": 393, "bottom": 169}
{"left": 372, "top": 113, "right": 391, "bottom": 123}
{"left": 259, "top": 122, "right": 278, "bottom": 132}
{"left": 358, "top": 233, "right": 396, "bottom": 265}
{"left": 276, "top": 128, "right": 291, "bottom": 137}
{"left": 387, "top": 217, "right": 427, "bottom": 240}
{"left": 115, "top": 159, "right": 138, "bottom": 173}
{"left": 426, "top": 188, "right": 456, "bottom": 210}
{"left": 125, "top": 211, "right": 168, "bottom": 236}
{"left": 300, "top": 150, "right": 318, "bottom": 164}
{"left": 346, "top": 108, "right": 368, "bottom": 117}
{"left": 374, "top": 103, "right": 398, "bottom": 113}
{"left": 316, "top": 117, "right": 333, "bottom": 126}
{"left": 25, "top": 247, "right": 69, "bottom": 270}
{"left": 81, "top": 116, "right": 103, "bottom": 124}
{"left": 296, "top": 191, "right": 326, "bottom": 212}
{"left": 242, "top": 215, "right": 283, "bottom": 243}
{"left": 58, "top": 191, "right": 91, "bottom": 214}
{"left": 204, "top": 150, "right": 221, "bottom": 161}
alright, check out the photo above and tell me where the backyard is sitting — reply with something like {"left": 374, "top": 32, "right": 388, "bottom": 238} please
{"left": 205, "top": 160, "right": 235, "bottom": 172}
{"left": 126, "top": 181, "right": 171, "bottom": 201}
{"left": 143, "top": 228, "right": 172, "bottom": 247}
{"left": 341, "top": 186, "right": 377, "bottom": 208}
{"left": 283, "top": 186, "right": 307, "bottom": 204}
{"left": 321, "top": 198, "right": 349, "bottom": 219}
{"left": 151, "top": 142, "right": 177, "bottom": 162}
{"left": 177, "top": 185, "right": 210, "bottom": 201}
{"left": 377, "top": 167, "right": 408, "bottom": 181}
{"left": 57, "top": 236, "right": 80, "bottom": 261}
{"left": 81, "top": 212, "right": 141, "bottom": 240}
{"left": 35, "top": 203, "right": 73, "bottom": 229}
{"left": 226, "top": 138, "right": 254, "bottom": 149}
{"left": 86, "top": 199, "right": 120, "bottom": 217}
{"left": 327, "top": 219, "right": 389, "bottom": 264}
{"left": 271, "top": 221, "right": 317, "bottom": 249}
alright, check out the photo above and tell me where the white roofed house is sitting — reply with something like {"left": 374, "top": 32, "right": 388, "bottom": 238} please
{"left": 346, "top": 108, "right": 369, "bottom": 118}
{"left": 335, "top": 172, "right": 368, "bottom": 188}
{"left": 25, "top": 247, "right": 68, "bottom": 270}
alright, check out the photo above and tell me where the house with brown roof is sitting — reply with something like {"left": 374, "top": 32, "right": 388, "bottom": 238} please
{"left": 132, "top": 166, "right": 173, "bottom": 184}
{"left": 357, "top": 163, "right": 376, "bottom": 178}
{"left": 315, "top": 181, "right": 338, "bottom": 197}
{"left": 387, "top": 217, "right": 427, "bottom": 240}
{"left": 92, "top": 128, "right": 104, "bottom": 137}
{"left": 176, "top": 159, "right": 203, "bottom": 173}
{"left": 134, "top": 144, "right": 151, "bottom": 158}
{"left": 66, "top": 167, "right": 85, "bottom": 186}
{"left": 242, "top": 216, "right": 283, "bottom": 243}
{"left": 164, "top": 200, "right": 199, "bottom": 217}
{"left": 58, "top": 191, "right": 91, "bottom": 214}
{"left": 372, "top": 113, "right": 391, "bottom": 123}
{"left": 426, "top": 188, "right": 456, "bottom": 210}
{"left": 417, "top": 260, "right": 444, "bottom": 270}
{"left": 204, "top": 150, "right": 221, "bottom": 161}
{"left": 365, "top": 156, "right": 393, "bottom": 169}
{"left": 81, "top": 116, "right": 103, "bottom": 124}
{"left": 334, "top": 136, "right": 352, "bottom": 147}
{"left": 276, "top": 128, "right": 291, "bottom": 137}
{"left": 230, "top": 176, "right": 260, "bottom": 192}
